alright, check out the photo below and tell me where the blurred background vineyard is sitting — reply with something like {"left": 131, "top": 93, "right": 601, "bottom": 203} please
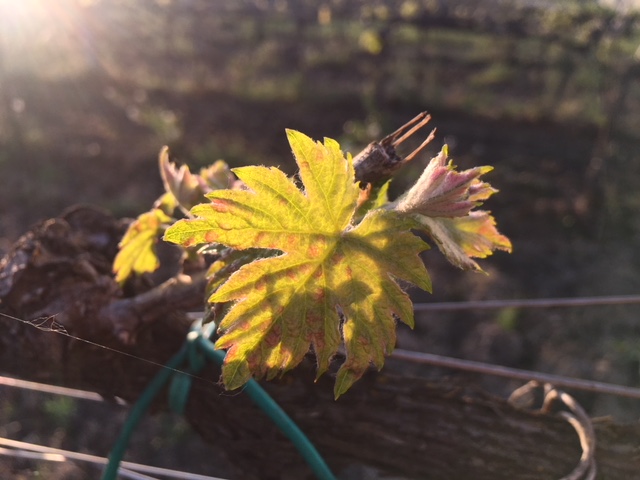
{"left": 3, "top": 0, "right": 640, "bottom": 478}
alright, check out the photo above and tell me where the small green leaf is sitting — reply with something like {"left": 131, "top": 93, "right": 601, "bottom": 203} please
{"left": 165, "top": 130, "right": 431, "bottom": 397}
{"left": 113, "top": 208, "right": 171, "bottom": 284}
{"left": 153, "top": 191, "right": 179, "bottom": 216}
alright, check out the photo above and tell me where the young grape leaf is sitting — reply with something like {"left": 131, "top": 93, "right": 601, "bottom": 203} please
{"left": 159, "top": 146, "right": 205, "bottom": 213}
{"left": 113, "top": 208, "right": 171, "bottom": 284}
{"left": 415, "top": 211, "right": 512, "bottom": 272}
{"left": 393, "top": 145, "right": 496, "bottom": 218}
{"left": 154, "top": 191, "right": 179, "bottom": 216}
{"left": 164, "top": 130, "right": 431, "bottom": 398}
{"left": 114, "top": 149, "right": 236, "bottom": 285}
{"left": 159, "top": 146, "right": 234, "bottom": 213}
{"left": 392, "top": 145, "right": 510, "bottom": 271}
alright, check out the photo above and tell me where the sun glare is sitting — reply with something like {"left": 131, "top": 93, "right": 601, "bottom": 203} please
{"left": 0, "top": 0, "right": 94, "bottom": 76}
{"left": 0, "top": 0, "right": 53, "bottom": 39}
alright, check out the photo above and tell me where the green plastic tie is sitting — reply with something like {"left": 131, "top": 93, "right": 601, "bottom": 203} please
{"left": 101, "top": 345, "right": 187, "bottom": 480}
{"left": 102, "top": 319, "right": 336, "bottom": 480}
{"left": 168, "top": 329, "right": 207, "bottom": 415}
{"left": 195, "top": 334, "right": 336, "bottom": 480}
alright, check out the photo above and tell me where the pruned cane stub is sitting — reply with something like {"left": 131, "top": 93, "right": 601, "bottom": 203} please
{"left": 352, "top": 112, "right": 436, "bottom": 185}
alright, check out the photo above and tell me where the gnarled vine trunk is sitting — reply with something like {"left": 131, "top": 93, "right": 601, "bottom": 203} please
{"left": 1, "top": 206, "right": 639, "bottom": 479}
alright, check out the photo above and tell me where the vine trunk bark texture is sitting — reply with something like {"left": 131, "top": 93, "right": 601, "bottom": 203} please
{"left": 1, "top": 206, "right": 639, "bottom": 479}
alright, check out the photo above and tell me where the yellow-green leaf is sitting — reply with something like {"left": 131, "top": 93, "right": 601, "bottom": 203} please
{"left": 415, "top": 211, "right": 512, "bottom": 272}
{"left": 113, "top": 209, "right": 171, "bottom": 284}
{"left": 165, "top": 130, "right": 431, "bottom": 397}
{"left": 153, "top": 191, "right": 179, "bottom": 216}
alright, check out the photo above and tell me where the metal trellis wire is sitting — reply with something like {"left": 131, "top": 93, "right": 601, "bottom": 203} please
{"left": 0, "top": 436, "right": 227, "bottom": 480}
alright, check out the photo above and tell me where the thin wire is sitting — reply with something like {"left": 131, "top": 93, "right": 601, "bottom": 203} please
{"left": 0, "top": 375, "right": 126, "bottom": 404}
{"left": 101, "top": 346, "right": 189, "bottom": 480}
{"left": 0, "top": 312, "right": 220, "bottom": 389}
{"left": 413, "top": 294, "right": 640, "bottom": 312}
{"left": 5, "top": 346, "right": 640, "bottom": 404}
{"left": 392, "top": 349, "right": 640, "bottom": 400}
{"left": 3, "top": 291, "right": 637, "bottom": 401}
{"left": 4, "top": 304, "right": 640, "bottom": 402}
{"left": 0, "top": 446, "right": 66, "bottom": 462}
{"left": 0, "top": 437, "right": 226, "bottom": 480}
{"left": 0, "top": 447, "right": 158, "bottom": 480}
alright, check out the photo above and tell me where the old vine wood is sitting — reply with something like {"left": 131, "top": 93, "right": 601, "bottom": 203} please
{"left": 0, "top": 212, "right": 639, "bottom": 478}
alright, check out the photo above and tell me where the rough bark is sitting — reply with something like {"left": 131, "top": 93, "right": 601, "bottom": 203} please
{"left": 1, "top": 206, "right": 640, "bottom": 479}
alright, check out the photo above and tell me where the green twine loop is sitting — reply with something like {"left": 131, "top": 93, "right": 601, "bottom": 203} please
{"left": 101, "top": 344, "right": 187, "bottom": 480}
{"left": 101, "top": 319, "right": 336, "bottom": 480}
{"left": 169, "top": 320, "right": 219, "bottom": 415}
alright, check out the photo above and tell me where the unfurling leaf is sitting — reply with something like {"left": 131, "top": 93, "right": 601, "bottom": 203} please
{"left": 415, "top": 211, "right": 512, "bottom": 272}
{"left": 392, "top": 145, "right": 510, "bottom": 271}
{"left": 113, "top": 208, "right": 171, "bottom": 284}
{"left": 159, "top": 146, "right": 234, "bottom": 213}
{"left": 393, "top": 145, "right": 496, "bottom": 218}
{"left": 159, "top": 146, "right": 204, "bottom": 212}
{"left": 165, "top": 130, "right": 431, "bottom": 397}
